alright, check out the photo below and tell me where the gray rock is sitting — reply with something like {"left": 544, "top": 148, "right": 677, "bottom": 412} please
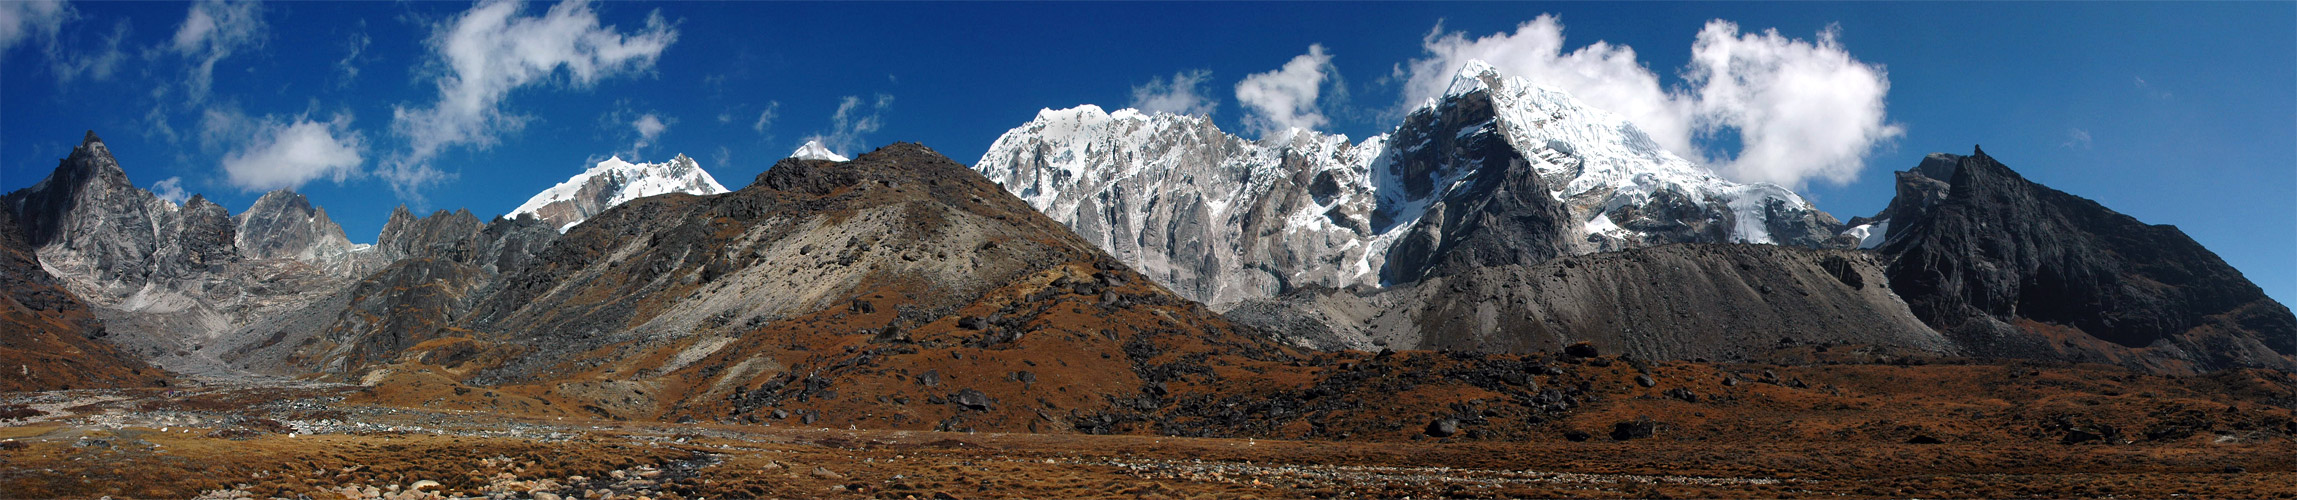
{"left": 952, "top": 389, "right": 993, "bottom": 411}
{"left": 1424, "top": 418, "right": 1459, "bottom": 438}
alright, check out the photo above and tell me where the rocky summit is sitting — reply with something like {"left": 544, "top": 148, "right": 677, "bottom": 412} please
{"left": 1875, "top": 147, "right": 2297, "bottom": 373}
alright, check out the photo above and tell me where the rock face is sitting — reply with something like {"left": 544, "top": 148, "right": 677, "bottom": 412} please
{"left": 1876, "top": 147, "right": 2296, "bottom": 373}
{"left": 509, "top": 154, "right": 728, "bottom": 233}
{"left": 1227, "top": 244, "right": 1954, "bottom": 357}
{"left": 285, "top": 209, "right": 558, "bottom": 374}
{"left": 234, "top": 189, "right": 360, "bottom": 268}
{"left": 0, "top": 207, "right": 170, "bottom": 391}
{"left": 4, "top": 131, "right": 213, "bottom": 302}
{"left": 1, "top": 131, "right": 368, "bottom": 379}
{"left": 974, "top": 60, "right": 1839, "bottom": 309}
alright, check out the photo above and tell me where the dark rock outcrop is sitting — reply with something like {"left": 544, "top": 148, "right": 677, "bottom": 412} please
{"left": 297, "top": 257, "right": 487, "bottom": 372}
{"left": 1232, "top": 243, "right": 1954, "bottom": 358}
{"left": 1879, "top": 147, "right": 2296, "bottom": 372}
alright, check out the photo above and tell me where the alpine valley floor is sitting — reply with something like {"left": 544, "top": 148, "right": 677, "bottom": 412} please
{"left": 5, "top": 348, "right": 2296, "bottom": 499}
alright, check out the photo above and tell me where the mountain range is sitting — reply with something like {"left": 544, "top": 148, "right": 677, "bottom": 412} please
{"left": 3, "top": 60, "right": 2288, "bottom": 423}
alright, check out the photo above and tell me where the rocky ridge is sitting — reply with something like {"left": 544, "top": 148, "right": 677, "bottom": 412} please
{"left": 1873, "top": 147, "right": 2297, "bottom": 373}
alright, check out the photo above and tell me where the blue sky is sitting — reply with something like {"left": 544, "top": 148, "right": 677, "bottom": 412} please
{"left": 2, "top": 1, "right": 2291, "bottom": 305}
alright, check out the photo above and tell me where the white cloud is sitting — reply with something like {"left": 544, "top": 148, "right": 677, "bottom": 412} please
{"left": 1400, "top": 16, "right": 1900, "bottom": 189}
{"left": 1402, "top": 17, "right": 1690, "bottom": 156}
{"left": 633, "top": 113, "right": 665, "bottom": 140}
{"left": 1129, "top": 69, "right": 1217, "bottom": 117}
{"left": 1235, "top": 45, "right": 1334, "bottom": 138}
{"left": 2063, "top": 128, "right": 2092, "bottom": 150}
{"left": 1684, "top": 21, "right": 1902, "bottom": 188}
{"left": 168, "top": 0, "right": 267, "bottom": 101}
{"left": 150, "top": 177, "right": 191, "bottom": 204}
{"left": 0, "top": 0, "right": 69, "bottom": 63}
{"left": 753, "top": 100, "right": 780, "bottom": 134}
{"left": 220, "top": 114, "right": 366, "bottom": 192}
{"left": 387, "top": 0, "right": 677, "bottom": 199}
{"left": 803, "top": 94, "right": 891, "bottom": 157}
{"left": 630, "top": 112, "right": 667, "bottom": 151}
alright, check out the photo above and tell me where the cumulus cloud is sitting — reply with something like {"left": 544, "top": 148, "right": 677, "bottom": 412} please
{"left": 1129, "top": 69, "right": 1217, "bottom": 116}
{"left": 803, "top": 94, "right": 891, "bottom": 157}
{"left": 150, "top": 177, "right": 191, "bottom": 204}
{"left": 1236, "top": 45, "right": 1335, "bottom": 138}
{"left": 0, "top": 0, "right": 69, "bottom": 62}
{"left": 1684, "top": 21, "right": 1902, "bottom": 187}
{"left": 1400, "top": 16, "right": 1900, "bottom": 189}
{"left": 387, "top": 0, "right": 677, "bottom": 198}
{"left": 220, "top": 114, "right": 367, "bottom": 192}
{"left": 168, "top": 0, "right": 267, "bottom": 101}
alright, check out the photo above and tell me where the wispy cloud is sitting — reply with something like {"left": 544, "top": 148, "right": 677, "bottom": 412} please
{"left": 753, "top": 100, "right": 780, "bottom": 134}
{"left": 335, "top": 25, "right": 369, "bottom": 86}
{"left": 1400, "top": 15, "right": 1901, "bottom": 189}
{"left": 0, "top": 0, "right": 70, "bottom": 63}
{"left": 1236, "top": 44, "right": 1334, "bottom": 138}
{"left": 2062, "top": 128, "right": 2092, "bottom": 150}
{"left": 167, "top": 0, "right": 267, "bottom": 102}
{"left": 1130, "top": 69, "right": 1218, "bottom": 117}
{"left": 48, "top": 17, "right": 127, "bottom": 83}
{"left": 387, "top": 0, "right": 677, "bottom": 199}
{"left": 803, "top": 94, "right": 891, "bottom": 157}
{"left": 2135, "top": 76, "right": 2173, "bottom": 100}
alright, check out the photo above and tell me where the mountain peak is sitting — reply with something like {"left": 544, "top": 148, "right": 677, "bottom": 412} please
{"left": 1443, "top": 59, "right": 1503, "bottom": 98}
{"left": 510, "top": 153, "right": 729, "bottom": 232}
{"left": 790, "top": 140, "right": 849, "bottom": 162}
{"left": 81, "top": 130, "right": 103, "bottom": 146}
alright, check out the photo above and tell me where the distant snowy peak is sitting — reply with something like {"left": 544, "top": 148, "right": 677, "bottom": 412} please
{"left": 1434, "top": 58, "right": 1834, "bottom": 248}
{"left": 790, "top": 141, "right": 849, "bottom": 162}
{"left": 511, "top": 153, "right": 729, "bottom": 233}
{"left": 971, "top": 60, "right": 1841, "bottom": 307}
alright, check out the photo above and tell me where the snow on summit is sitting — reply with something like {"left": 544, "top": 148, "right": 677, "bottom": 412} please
{"left": 790, "top": 141, "right": 850, "bottom": 162}
{"left": 511, "top": 154, "right": 729, "bottom": 232}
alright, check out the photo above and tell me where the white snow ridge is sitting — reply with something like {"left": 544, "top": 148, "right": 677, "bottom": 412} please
{"left": 511, "top": 154, "right": 729, "bottom": 233}
{"left": 790, "top": 141, "right": 849, "bottom": 162}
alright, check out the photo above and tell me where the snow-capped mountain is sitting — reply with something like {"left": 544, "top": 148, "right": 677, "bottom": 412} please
{"left": 975, "top": 59, "right": 1839, "bottom": 308}
{"left": 790, "top": 140, "right": 850, "bottom": 162}
{"left": 510, "top": 154, "right": 729, "bottom": 232}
